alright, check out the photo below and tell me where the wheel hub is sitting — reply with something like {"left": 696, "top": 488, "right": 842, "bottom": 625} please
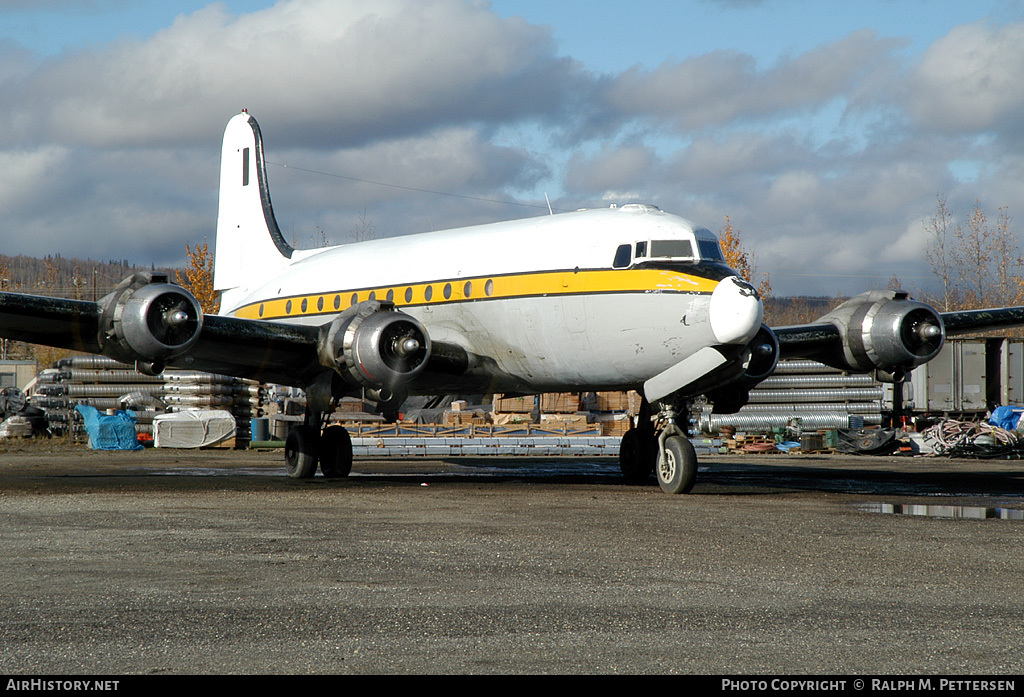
{"left": 658, "top": 449, "right": 677, "bottom": 483}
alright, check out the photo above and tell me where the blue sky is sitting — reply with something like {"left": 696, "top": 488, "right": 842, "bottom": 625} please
{"left": 2, "top": 0, "right": 1024, "bottom": 297}
{"left": 7, "top": 1, "right": 1009, "bottom": 67}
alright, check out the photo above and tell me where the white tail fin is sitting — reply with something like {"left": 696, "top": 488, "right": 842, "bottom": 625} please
{"left": 214, "top": 111, "right": 293, "bottom": 309}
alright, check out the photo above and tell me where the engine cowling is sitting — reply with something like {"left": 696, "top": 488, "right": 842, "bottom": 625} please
{"left": 98, "top": 273, "right": 204, "bottom": 374}
{"left": 815, "top": 290, "right": 944, "bottom": 380}
{"left": 741, "top": 324, "right": 780, "bottom": 384}
{"left": 705, "top": 324, "right": 779, "bottom": 413}
{"left": 318, "top": 300, "right": 431, "bottom": 398}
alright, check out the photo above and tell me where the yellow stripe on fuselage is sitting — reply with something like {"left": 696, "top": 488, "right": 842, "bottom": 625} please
{"left": 232, "top": 267, "right": 720, "bottom": 321}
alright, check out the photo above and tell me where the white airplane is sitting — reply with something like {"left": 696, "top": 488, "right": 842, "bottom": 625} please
{"left": 3, "top": 111, "right": 1024, "bottom": 493}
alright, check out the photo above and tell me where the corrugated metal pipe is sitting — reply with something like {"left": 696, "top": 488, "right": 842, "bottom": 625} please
{"left": 700, "top": 411, "right": 882, "bottom": 433}
{"left": 746, "top": 388, "right": 885, "bottom": 403}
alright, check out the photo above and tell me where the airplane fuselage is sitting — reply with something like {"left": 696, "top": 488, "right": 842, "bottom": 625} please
{"left": 221, "top": 205, "right": 755, "bottom": 394}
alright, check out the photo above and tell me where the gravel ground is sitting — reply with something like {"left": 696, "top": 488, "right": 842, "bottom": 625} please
{"left": 0, "top": 441, "right": 1022, "bottom": 675}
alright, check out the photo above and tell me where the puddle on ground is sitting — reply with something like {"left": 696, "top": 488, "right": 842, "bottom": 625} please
{"left": 855, "top": 502, "right": 1024, "bottom": 520}
{"left": 131, "top": 460, "right": 621, "bottom": 479}
{"left": 132, "top": 467, "right": 280, "bottom": 477}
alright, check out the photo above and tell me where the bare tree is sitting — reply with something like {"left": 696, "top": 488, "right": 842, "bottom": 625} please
{"left": 312, "top": 225, "right": 332, "bottom": 248}
{"left": 348, "top": 209, "right": 378, "bottom": 244}
{"left": 990, "top": 206, "right": 1023, "bottom": 306}
{"left": 956, "top": 201, "right": 993, "bottom": 307}
{"left": 925, "top": 196, "right": 1022, "bottom": 310}
{"left": 925, "top": 195, "right": 956, "bottom": 311}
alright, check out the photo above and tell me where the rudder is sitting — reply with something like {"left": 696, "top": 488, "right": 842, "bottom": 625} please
{"left": 214, "top": 111, "right": 293, "bottom": 310}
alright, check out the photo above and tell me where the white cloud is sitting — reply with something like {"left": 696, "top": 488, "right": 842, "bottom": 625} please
{"left": 0, "top": 0, "right": 582, "bottom": 148}
{"left": 603, "top": 30, "right": 905, "bottom": 131}
{"left": 0, "top": 146, "right": 70, "bottom": 213}
{"left": 2, "top": 2, "right": 1024, "bottom": 300}
{"left": 909, "top": 21, "right": 1024, "bottom": 134}
{"left": 565, "top": 144, "right": 655, "bottom": 196}
{"left": 266, "top": 126, "right": 546, "bottom": 237}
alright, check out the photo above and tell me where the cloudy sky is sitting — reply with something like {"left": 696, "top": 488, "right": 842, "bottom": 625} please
{"left": 2, "top": 0, "right": 1023, "bottom": 297}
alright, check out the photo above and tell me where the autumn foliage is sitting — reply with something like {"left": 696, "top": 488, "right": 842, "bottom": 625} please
{"left": 175, "top": 239, "right": 220, "bottom": 314}
{"left": 719, "top": 216, "right": 771, "bottom": 298}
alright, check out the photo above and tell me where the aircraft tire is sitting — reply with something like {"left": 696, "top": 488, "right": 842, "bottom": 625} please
{"left": 285, "top": 425, "right": 319, "bottom": 479}
{"left": 619, "top": 429, "right": 655, "bottom": 482}
{"left": 656, "top": 435, "right": 697, "bottom": 494}
{"left": 319, "top": 425, "right": 353, "bottom": 478}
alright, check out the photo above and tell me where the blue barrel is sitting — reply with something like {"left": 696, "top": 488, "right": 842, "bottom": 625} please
{"left": 250, "top": 417, "right": 270, "bottom": 442}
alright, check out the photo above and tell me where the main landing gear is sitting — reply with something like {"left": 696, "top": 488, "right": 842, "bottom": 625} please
{"left": 284, "top": 412, "right": 353, "bottom": 479}
{"left": 619, "top": 397, "right": 698, "bottom": 494}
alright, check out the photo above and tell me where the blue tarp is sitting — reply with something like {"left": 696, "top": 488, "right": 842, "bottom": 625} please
{"left": 74, "top": 405, "right": 143, "bottom": 450}
{"left": 989, "top": 406, "right": 1024, "bottom": 431}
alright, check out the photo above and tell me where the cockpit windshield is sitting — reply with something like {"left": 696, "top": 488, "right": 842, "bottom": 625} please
{"left": 650, "top": 239, "right": 694, "bottom": 259}
{"left": 694, "top": 228, "right": 724, "bottom": 261}
{"left": 613, "top": 227, "right": 726, "bottom": 268}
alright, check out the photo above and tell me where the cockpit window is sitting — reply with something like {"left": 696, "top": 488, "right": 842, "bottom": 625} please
{"left": 694, "top": 228, "right": 725, "bottom": 261}
{"left": 630, "top": 229, "right": 723, "bottom": 264}
{"left": 612, "top": 244, "right": 632, "bottom": 269}
{"left": 697, "top": 239, "right": 724, "bottom": 261}
{"left": 650, "top": 239, "right": 694, "bottom": 259}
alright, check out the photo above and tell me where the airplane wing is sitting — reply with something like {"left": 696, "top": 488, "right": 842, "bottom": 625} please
{"left": 0, "top": 279, "right": 322, "bottom": 387}
{"left": 940, "top": 306, "right": 1024, "bottom": 334}
{"left": 773, "top": 289, "right": 1024, "bottom": 379}
{"left": 0, "top": 292, "right": 103, "bottom": 354}
{"left": 0, "top": 271, "right": 464, "bottom": 402}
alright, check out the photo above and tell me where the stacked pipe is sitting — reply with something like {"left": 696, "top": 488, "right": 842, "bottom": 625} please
{"left": 28, "top": 356, "right": 264, "bottom": 447}
{"left": 699, "top": 359, "right": 884, "bottom": 434}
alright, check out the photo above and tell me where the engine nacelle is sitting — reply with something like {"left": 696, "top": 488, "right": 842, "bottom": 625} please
{"left": 741, "top": 324, "right": 780, "bottom": 384}
{"left": 815, "top": 290, "right": 944, "bottom": 381}
{"left": 318, "top": 300, "right": 431, "bottom": 398}
{"left": 98, "top": 273, "right": 204, "bottom": 374}
{"left": 705, "top": 324, "right": 779, "bottom": 413}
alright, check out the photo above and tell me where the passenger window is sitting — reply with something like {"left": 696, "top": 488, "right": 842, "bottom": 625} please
{"left": 612, "top": 244, "right": 632, "bottom": 269}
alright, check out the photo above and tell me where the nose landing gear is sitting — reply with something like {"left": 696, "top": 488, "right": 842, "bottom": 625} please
{"left": 619, "top": 396, "right": 698, "bottom": 494}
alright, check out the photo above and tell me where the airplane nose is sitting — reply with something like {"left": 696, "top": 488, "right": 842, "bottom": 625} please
{"left": 709, "top": 276, "right": 763, "bottom": 345}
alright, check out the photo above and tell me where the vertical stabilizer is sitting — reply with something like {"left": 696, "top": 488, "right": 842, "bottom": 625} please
{"left": 214, "top": 111, "right": 293, "bottom": 308}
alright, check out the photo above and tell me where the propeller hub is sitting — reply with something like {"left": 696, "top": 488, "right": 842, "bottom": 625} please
{"left": 166, "top": 310, "right": 190, "bottom": 327}
{"left": 397, "top": 337, "right": 421, "bottom": 356}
